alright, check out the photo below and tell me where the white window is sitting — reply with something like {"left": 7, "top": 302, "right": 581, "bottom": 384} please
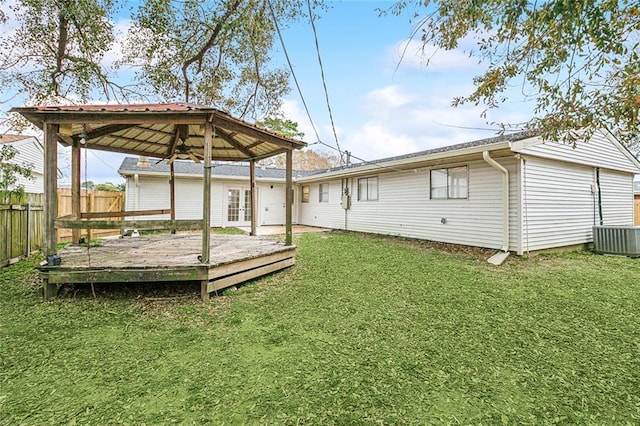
{"left": 357, "top": 176, "right": 378, "bottom": 201}
{"left": 430, "top": 166, "right": 468, "bottom": 199}
{"left": 301, "top": 185, "right": 310, "bottom": 203}
{"left": 319, "top": 183, "right": 329, "bottom": 202}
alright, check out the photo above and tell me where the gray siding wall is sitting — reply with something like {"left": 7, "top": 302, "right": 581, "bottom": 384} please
{"left": 520, "top": 157, "right": 634, "bottom": 252}
{"left": 299, "top": 158, "right": 519, "bottom": 250}
{"left": 8, "top": 139, "right": 44, "bottom": 193}
{"left": 514, "top": 129, "right": 638, "bottom": 173}
{"left": 599, "top": 169, "right": 635, "bottom": 225}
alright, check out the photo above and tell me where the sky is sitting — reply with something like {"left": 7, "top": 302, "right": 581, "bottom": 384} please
{"left": 4, "top": 0, "right": 538, "bottom": 183}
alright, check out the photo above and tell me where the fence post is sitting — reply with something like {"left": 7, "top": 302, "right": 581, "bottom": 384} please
{"left": 26, "top": 202, "right": 31, "bottom": 257}
{"left": 87, "top": 191, "right": 94, "bottom": 241}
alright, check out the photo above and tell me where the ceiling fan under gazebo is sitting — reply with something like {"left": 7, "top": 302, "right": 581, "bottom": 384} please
{"left": 162, "top": 124, "right": 203, "bottom": 164}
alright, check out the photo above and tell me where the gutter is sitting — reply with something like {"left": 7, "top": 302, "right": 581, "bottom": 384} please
{"left": 296, "top": 141, "right": 513, "bottom": 183}
{"left": 483, "top": 151, "right": 509, "bottom": 252}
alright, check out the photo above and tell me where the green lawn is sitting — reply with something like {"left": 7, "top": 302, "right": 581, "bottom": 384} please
{"left": 1, "top": 232, "right": 639, "bottom": 424}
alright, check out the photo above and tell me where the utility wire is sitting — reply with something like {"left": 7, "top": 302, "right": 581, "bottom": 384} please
{"left": 306, "top": 0, "right": 343, "bottom": 164}
{"left": 267, "top": 0, "right": 321, "bottom": 144}
{"left": 89, "top": 150, "right": 120, "bottom": 174}
{"left": 267, "top": 0, "right": 409, "bottom": 175}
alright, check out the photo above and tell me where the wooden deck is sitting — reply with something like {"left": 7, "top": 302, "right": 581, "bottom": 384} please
{"left": 37, "top": 233, "right": 296, "bottom": 300}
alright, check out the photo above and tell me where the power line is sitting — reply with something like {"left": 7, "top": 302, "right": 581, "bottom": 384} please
{"left": 267, "top": 0, "right": 321, "bottom": 144}
{"left": 306, "top": 0, "right": 343, "bottom": 165}
{"left": 267, "top": 1, "right": 407, "bottom": 175}
{"left": 89, "top": 150, "right": 120, "bottom": 175}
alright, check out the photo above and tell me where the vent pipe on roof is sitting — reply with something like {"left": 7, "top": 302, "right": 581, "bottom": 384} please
{"left": 137, "top": 156, "right": 150, "bottom": 168}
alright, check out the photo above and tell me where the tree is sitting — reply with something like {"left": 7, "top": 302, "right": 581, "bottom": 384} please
{"left": 0, "top": 0, "right": 138, "bottom": 115}
{"left": 386, "top": 1, "right": 640, "bottom": 150}
{"left": 255, "top": 116, "right": 338, "bottom": 170}
{"left": 94, "top": 182, "right": 120, "bottom": 191}
{"left": 0, "top": 144, "right": 33, "bottom": 202}
{"left": 81, "top": 180, "right": 95, "bottom": 190}
{"left": 121, "top": 0, "right": 320, "bottom": 119}
{"left": 257, "top": 117, "right": 306, "bottom": 139}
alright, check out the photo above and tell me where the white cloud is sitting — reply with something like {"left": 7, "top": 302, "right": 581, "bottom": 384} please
{"left": 365, "top": 85, "right": 414, "bottom": 109}
{"left": 101, "top": 17, "right": 133, "bottom": 70}
{"left": 390, "top": 38, "right": 480, "bottom": 74}
{"left": 342, "top": 122, "right": 419, "bottom": 161}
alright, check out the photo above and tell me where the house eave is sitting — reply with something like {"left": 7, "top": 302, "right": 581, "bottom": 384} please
{"left": 296, "top": 141, "right": 513, "bottom": 182}
{"left": 119, "top": 169, "right": 287, "bottom": 183}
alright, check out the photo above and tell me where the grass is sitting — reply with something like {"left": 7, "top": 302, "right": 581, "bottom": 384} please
{"left": 1, "top": 231, "right": 639, "bottom": 424}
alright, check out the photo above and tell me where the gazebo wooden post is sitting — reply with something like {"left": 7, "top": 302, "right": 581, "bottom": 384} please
{"left": 169, "top": 161, "right": 176, "bottom": 234}
{"left": 201, "top": 122, "right": 213, "bottom": 263}
{"left": 200, "top": 122, "right": 213, "bottom": 301}
{"left": 249, "top": 159, "right": 257, "bottom": 236}
{"left": 285, "top": 149, "right": 293, "bottom": 246}
{"left": 43, "top": 122, "right": 59, "bottom": 300}
{"left": 71, "top": 139, "right": 81, "bottom": 243}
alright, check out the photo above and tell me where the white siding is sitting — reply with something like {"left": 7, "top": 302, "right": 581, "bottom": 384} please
{"left": 125, "top": 176, "right": 289, "bottom": 227}
{"left": 520, "top": 157, "right": 634, "bottom": 252}
{"left": 5, "top": 138, "right": 44, "bottom": 193}
{"left": 298, "top": 180, "right": 347, "bottom": 229}
{"left": 299, "top": 159, "right": 518, "bottom": 250}
{"left": 599, "top": 170, "right": 634, "bottom": 225}
{"left": 513, "top": 129, "right": 639, "bottom": 174}
{"left": 125, "top": 176, "right": 171, "bottom": 220}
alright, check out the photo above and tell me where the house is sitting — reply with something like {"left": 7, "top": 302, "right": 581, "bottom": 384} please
{"left": 120, "top": 129, "right": 640, "bottom": 254}
{"left": 0, "top": 134, "right": 44, "bottom": 193}
{"left": 296, "top": 129, "right": 640, "bottom": 254}
{"left": 118, "top": 157, "right": 312, "bottom": 227}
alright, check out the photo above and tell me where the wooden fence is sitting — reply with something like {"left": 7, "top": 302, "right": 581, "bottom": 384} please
{"left": 635, "top": 196, "right": 640, "bottom": 226}
{"left": 1, "top": 189, "right": 125, "bottom": 266}
{"left": 57, "top": 189, "right": 125, "bottom": 242}
{"left": 0, "top": 192, "right": 44, "bottom": 266}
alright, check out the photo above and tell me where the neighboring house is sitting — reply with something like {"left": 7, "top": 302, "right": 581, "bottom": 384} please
{"left": 0, "top": 134, "right": 44, "bottom": 193}
{"left": 118, "top": 157, "right": 313, "bottom": 227}
{"left": 296, "top": 129, "right": 640, "bottom": 255}
{"left": 120, "top": 129, "right": 640, "bottom": 254}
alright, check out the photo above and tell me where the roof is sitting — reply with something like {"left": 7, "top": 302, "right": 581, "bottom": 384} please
{"left": 0, "top": 134, "right": 35, "bottom": 145}
{"left": 299, "top": 130, "right": 538, "bottom": 181}
{"left": 118, "top": 157, "right": 315, "bottom": 180}
{"left": 10, "top": 103, "right": 306, "bottom": 162}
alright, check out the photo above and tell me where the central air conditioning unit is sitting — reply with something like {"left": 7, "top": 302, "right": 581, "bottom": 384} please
{"left": 592, "top": 226, "right": 640, "bottom": 258}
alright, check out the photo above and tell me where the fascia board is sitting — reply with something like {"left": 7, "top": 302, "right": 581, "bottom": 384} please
{"left": 295, "top": 141, "right": 511, "bottom": 182}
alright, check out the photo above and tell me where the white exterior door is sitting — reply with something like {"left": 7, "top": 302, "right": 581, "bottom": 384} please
{"left": 225, "top": 187, "right": 251, "bottom": 227}
{"left": 260, "top": 184, "right": 286, "bottom": 225}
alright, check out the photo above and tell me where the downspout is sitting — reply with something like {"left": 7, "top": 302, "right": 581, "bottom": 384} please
{"left": 483, "top": 151, "right": 509, "bottom": 252}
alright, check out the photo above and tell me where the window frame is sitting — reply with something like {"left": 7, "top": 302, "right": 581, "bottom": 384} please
{"left": 319, "top": 183, "right": 329, "bottom": 203}
{"left": 357, "top": 176, "right": 379, "bottom": 201}
{"left": 430, "top": 166, "right": 468, "bottom": 200}
{"left": 301, "top": 185, "right": 310, "bottom": 203}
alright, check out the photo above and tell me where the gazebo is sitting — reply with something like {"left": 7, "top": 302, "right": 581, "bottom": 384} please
{"left": 11, "top": 103, "right": 307, "bottom": 300}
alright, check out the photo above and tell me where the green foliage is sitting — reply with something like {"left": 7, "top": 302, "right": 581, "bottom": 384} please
{"left": 386, "top": 0, "right": 640, "bottom": 149}
{"left": 0, "top": 144, "right": 33, "bottom": 202}
{"left": 121, "top": 0, "right": 318, "bottom": 118}
{"left": 2, "top": 232, "right": 640, "bottom": 423}
{"left": 94, "top": 182, "right": 120, "bottom": 192}
{"left": 0, "top": 0, "right": 135, "bottom": 106}
{"left": 257, "top": 117, "right": 305, "bottom": 139}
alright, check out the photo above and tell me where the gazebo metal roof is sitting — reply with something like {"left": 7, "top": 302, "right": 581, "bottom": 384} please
{"left": 11, "top": 103, "right": 307, "bottom": 161}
